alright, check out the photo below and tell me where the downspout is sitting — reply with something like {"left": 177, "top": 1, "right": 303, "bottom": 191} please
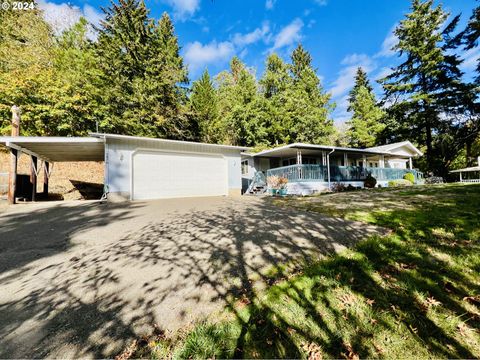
{"left": 327, "top": 149, "right": 335, "bottom": 189}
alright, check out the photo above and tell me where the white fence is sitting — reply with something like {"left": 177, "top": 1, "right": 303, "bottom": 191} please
{"left": 460, "top": 179, "right": 480, "bottom": 183}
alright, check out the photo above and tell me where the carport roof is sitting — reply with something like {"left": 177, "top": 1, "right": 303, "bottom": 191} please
{"left": 0, "top": 134, "right": 251, "bottom": 162}
{"left": 0, "top": 136, "right": 105, "bottom": 162}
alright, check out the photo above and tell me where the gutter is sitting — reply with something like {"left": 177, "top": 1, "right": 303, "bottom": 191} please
{"left": 327, "top": 149, "right": 335, "bottom": 189}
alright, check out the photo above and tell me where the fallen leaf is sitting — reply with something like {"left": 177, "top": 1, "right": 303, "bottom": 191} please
{"left": 366, "top": 298, "right": 375, "bottom": 306}
{"left": 426, "top": 296, "right": 441, "bottom": 307}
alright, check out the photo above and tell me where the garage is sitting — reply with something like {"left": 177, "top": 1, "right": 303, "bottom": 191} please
{"left": 132, "top": 150, "right": 228, "bottom": 200}
{"left": 1, "top": 133, "right": 248, "bottom": 203}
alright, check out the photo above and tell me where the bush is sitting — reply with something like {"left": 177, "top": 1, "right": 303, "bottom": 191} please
{"left": 403, "top": 172, "right": 415, "bottom": 184}
{"left": 425, "top": 176, "right": 443, "bottom": 184}
{"left": 364, "top": 174, "right": 377, "bottom": 188}
{"left": 388, "top": 179, "right": 413, "bottom": 187}
{"left": 331, "top": 182, "right": 346, "bottom": 192}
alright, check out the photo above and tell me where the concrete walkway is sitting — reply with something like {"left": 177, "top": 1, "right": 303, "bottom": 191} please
{"left": 0, "top": 196, "right": 386, "bottom": 358}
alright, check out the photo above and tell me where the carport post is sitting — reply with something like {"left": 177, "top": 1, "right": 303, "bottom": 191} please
{"left": 30, "top": 155, "right": 37, "bottom": 201}
{"left": 8, "top": 105, "right": 21, "bottom": 205}
{"left": 43, "top": 162, "right": 49, "bottom": 197}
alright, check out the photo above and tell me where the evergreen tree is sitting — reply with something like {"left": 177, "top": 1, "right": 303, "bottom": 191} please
{"left": 346, "top": 86, "right": 386, "bottom": 148}
{"left": 463, "top": 5, "right": 480, "bottom": 81}
{"left": 190, "top": 69, "right": 220, "bottom": 143}
{"left": 216, "top": 57, "right": 268, "bottom": 146}
{"left": 347, "top": 67, "right": 373, "bottom": 112}
{"left": 380, "top": 0, "right": 474, "bottom": 174}
{"left": 96, "top": 1, "right": 191, "bottom": 138}
{"left": 259, "top": 53, "right": 292, "bottom": 144}
{"left": 285, "top": 44, "right": 335, "bottom": 144}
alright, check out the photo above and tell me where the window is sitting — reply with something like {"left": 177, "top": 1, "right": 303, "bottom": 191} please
{"left": 303, "top": 157, "right": 317, "bottom": 165}
{"left": 282, "top": 158, "right": 297, "bottom": 166}
{"left": 241, "top": 160, "right": 249, "bottom": 175}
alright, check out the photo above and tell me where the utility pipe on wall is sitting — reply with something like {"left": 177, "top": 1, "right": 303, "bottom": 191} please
{"left": 327, "top": 149, "right": 335, "bottom": 189}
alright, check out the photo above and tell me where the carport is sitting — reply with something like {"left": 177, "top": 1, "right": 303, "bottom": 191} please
{"left": 0, "top": 136, "right": 105, "bottom": 204}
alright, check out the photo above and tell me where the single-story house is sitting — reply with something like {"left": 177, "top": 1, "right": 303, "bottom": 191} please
{"left": 241, "top": 141, "right": 424, "bottom": 195}
{"left": 0, "top": 133, "right": 248, "bottom": 202}
{"left": 1, "top": 134, "right": 423, "bottom": 202}
{"left": 449, "top": 157, "right": 480, "bottom": 183}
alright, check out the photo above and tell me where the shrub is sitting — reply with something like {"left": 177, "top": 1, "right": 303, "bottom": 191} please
{"left": 364, "top": 174, "right": 377, "bottom": 188}
{"left": 388, "top": 179, "right": 413, "bottom": 187}
{"left": 425, "top": 176, "right": 443, "bottom": 184}
{"left": 403, "top": 172, "right": 415, "bottom": 184}
{"left": 331, "top": 182, "right": 346, "bottom": 192}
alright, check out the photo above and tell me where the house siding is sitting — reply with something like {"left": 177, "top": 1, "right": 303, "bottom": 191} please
{"left": 106, "top": 138, "right": 242, "bottom": 199}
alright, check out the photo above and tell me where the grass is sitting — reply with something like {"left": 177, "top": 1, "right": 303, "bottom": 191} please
{"left": 129, "top": 183, "right": 480, "bottom": 359}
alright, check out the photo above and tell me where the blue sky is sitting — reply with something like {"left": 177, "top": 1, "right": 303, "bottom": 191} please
{"left": 38, "top": 0, "right": 478, "bottom": 123}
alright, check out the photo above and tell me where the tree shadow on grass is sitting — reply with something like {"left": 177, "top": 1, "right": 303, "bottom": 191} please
{"left": 171, "top": 187, "right": 480, "bottom": 359}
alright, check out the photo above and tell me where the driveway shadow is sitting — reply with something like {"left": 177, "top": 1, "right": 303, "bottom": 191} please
{"left": 0, "top": 197, "right": 385, "bottom": 358}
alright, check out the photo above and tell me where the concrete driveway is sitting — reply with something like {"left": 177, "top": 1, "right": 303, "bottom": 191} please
{"left": 0, "top": 196, "right": 385, "bottom": 358}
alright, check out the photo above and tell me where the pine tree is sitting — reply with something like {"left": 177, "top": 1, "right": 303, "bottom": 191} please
{"left": 285, "top": 44, "right": 335, "bottom": 144}
{"left": 216, "top": 57, "right": 268, "bottom": 146}
{"left": 463, "top": 5, "right": 480, "bottom": 81}
{"left": 379, "top": 0, "right": 471, "bottom": 174}
{"left": 96, "top": 1, "right": 191, "bottom": 138}
{"left": 346, "top": 85, "right": 386, "bottom": 148}
{"left": 347, "top": 67, "right": 373, "bottom": 112}
{"left": 259, "top": 53, "right": 292, "bottom": 145}
{"left": 190, "top": 69, "right": 220, "bottom": 143}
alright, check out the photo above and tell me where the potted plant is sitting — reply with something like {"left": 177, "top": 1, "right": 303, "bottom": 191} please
{"left": 266, "top": 176, "right": 288, "bottom": 196}
{"left": 277, "top": 176, "right": 288, "bottom": 196}
{"left": 266, "top": 175, "right": 280, "bottom": 195}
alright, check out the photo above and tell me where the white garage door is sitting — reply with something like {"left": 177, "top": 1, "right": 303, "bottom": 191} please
{"left": 132, "top": 150, "right": 228, "bottom": 200}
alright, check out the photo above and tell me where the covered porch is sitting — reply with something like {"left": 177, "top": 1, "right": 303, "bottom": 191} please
{"left": 450, "top": 158, "right": 480, "bottom": 183}
{"left": 267, "top": 164, "right": 423, "bottom": 184}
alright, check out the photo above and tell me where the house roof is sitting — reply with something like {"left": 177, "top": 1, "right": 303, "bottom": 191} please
{"left": 0, "top": 133, "right": 250, "bottom": 162}
{"left": 89, "top": 133, "right": 250, "bottom": 151}
{"left": 0, "top": 136, "right": 105, "bottom": 162}
{"left": 246, "top": 141, "right": 422, "bottom": 158}
{"left": 450, "top": 166, "right": 480, "bottom": 173}
{"left": 367, "top": 141, "right": 423, "bottom": 157}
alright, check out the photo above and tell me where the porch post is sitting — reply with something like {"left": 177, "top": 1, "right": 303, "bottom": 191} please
{"left": 362, "top": 155, "right": 367, "bottom": 167}
{"left": 344, "top": 153, "right": 348, "bottom": 166}
{"left": 379, "top": 155, "right": 385, "bottom": 168}
{"left": 43, "top": 162, "right": 49, "bottom": 197}
{"left": 8, "top": 105, "right": 21, "bottom": 205}
{"left": 460, "top": 172, "right": 463, "bottom": 183}
{"left": 30, "top": 155, "right": 37, "bottom": 202}
{"left": 409, "top": 157, "right": 413, "bottom": 169}
{"left": 322, "top": 151, "right": 326, "bottom": 166}
{"left": 297, "top": 150, "right": 302, "bottom": 165}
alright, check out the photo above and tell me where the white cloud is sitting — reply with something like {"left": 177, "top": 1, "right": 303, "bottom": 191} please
{"left": 330, "top": 53, "right": 375, "bottom": 98}
{"left": 164, "top": 0, "right": 200, "bottom": 19}
{"left": 341, "top": 53, "right": 371, "bottom": 66}
{"left": 461, "top": 47, "right": 480, "bottom": 72}
{"left": 83, "top": 4, "right": 103, "bottom": 28}
{"left": 376, "top": 25, "right": 398, "bottom": 58}
{"left": 314, "top": 0, "right": 327, "bottom": 5}
{"left": 375, "top": 67, "right": 393, "bottom": 81}
{"left": 38, "top": 0, "right": 82, "bottom": 35}
{"left": 184, "top": 41, "right": 234, "bottom": 73}
{"left": 270, "top": 18, "right": 304, "bottom": 51}
{"left": 265, "top": 0, "right": 276, "bottom": 10}
{"left": 232, "top": 22, "right": 270, "bottom": 47}
{"left": 37, "top": 0, "right": 103, "bottom": 39}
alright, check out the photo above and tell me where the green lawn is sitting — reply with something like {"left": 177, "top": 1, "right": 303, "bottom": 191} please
{"left": 131, "top": 184, "right": 480, "bottom": 359}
